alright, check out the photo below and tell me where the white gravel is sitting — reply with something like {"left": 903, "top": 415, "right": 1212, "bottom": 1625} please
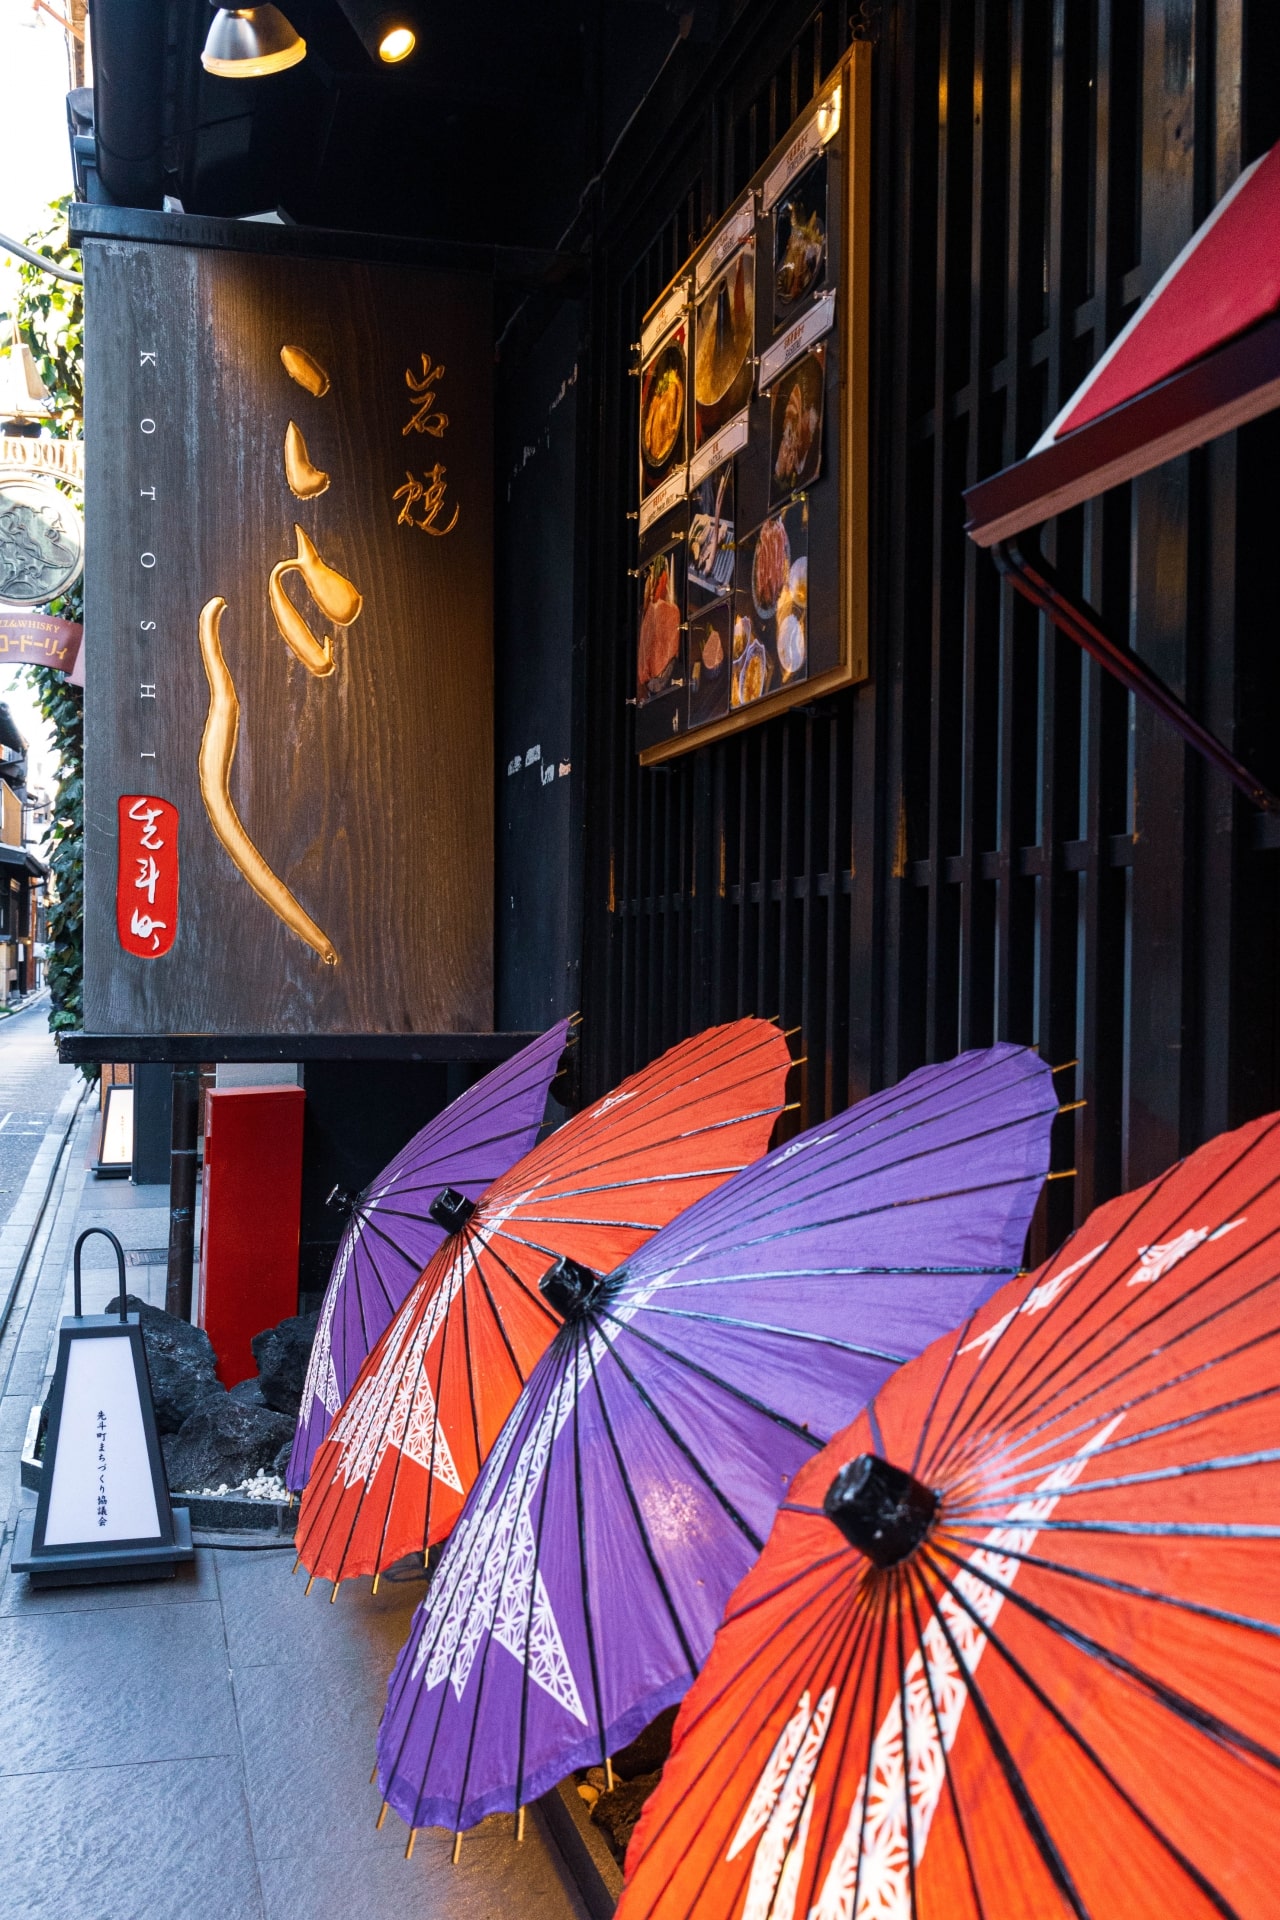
{"left": 178, "top": 1471, "right": 291, "bottom": 1502}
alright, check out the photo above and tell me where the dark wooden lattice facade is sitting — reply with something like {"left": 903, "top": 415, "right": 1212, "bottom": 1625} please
{"left": 561, "top": 0, "right": 1280, "bottom": 1260}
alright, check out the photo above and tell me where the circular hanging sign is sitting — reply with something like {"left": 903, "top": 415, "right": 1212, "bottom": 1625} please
{"left": 0, "top": 467, "right": 84, "bottom": 605}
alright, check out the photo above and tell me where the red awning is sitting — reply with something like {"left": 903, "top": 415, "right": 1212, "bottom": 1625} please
{"left": 965, "top": 140, "right": 1280, "bottom": 546}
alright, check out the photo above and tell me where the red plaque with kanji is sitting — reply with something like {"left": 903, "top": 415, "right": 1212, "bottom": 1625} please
{"left": 116, "top": 795, "right": 179, "bottom": 958}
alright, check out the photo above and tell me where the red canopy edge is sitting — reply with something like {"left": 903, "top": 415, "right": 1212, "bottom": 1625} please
{"left": 963, "top": 310, "right": 1280, "bottom": 547}
{"left": 1051, "top": 143, "right": 1280, "bottom": 439}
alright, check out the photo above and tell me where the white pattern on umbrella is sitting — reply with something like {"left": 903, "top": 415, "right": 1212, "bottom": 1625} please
{"left": 725, "top": 1417, "right": 1122, "bottom": 1920}
{"left": 727, "top": 1689, "right": 836, "bottom": 1920}
{"left": 301, "top": 1215, "right": 361, "bottom": 1420}
{"left": 809, "top": 1415, "right": 1123, "bottom": 1920}
{"left": 408, "top": 1254, "right": 697, "bottom": 1723}
{"left": 301, "top": 1165, "right": 413, "bottom": 1421}
{"left": 327, "top": 1189, "right": 541, "bottom": 1496}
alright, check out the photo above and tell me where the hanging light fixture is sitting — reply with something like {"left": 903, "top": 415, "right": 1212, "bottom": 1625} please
{"left": 201, "top": 5, "right": 307, "bottom": 78}
{"left": 334, "top": 1, "right": 419, "bottom": 65}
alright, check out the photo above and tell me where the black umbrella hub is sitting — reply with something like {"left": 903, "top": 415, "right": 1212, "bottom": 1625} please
{"left": 823, "top": 1453, "right": 938, "bottom": 1568}
{"left": 540, "top": 1254, "right": 608, "bottom": 1319}
{"left": 429, "top": 1187, "right": 478, "bottom": 1233}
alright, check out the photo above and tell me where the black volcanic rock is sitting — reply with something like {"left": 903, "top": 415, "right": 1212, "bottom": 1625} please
{"left": 162, "top": 1397, "right": 294, "bottom": 1492}
{"left": 106, "top": 1293, "right": 226, "bottom": 1434}
{"left": 250, "top": 1312, "right": 319, "bottom": 1418}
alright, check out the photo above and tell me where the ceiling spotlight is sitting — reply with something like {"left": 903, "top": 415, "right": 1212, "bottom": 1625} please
{"left": 201, "top": 6, "right": 307, "bottom": 78}
{"left": 335, "top": 2, "right": 420, "bottom": 66}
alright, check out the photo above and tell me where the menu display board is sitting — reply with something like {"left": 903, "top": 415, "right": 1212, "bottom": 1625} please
{"left": 633, "top": 45, "right": 869, "bottom": 762}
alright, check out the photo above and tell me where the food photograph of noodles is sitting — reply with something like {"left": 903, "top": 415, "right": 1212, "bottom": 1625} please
{"left": 773, "top": 153, "right": 828, "bottom": 328}
{"left": 694, "top": 241, "right": 756, "bottom": 447}
{"left": 769, "top": 345, "right": 826, "bottom": 506}
{"left": 637, "top": 544, "right": 684, "bottom": 704}
{"left": 638, "top": 321, "right": 688, "bottom": 499}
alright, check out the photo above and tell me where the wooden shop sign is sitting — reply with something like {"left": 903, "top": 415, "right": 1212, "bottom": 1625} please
{"left": 80, "top": 223, "right": 495, "bottom": 1036}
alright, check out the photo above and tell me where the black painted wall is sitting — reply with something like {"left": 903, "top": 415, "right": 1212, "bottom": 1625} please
{"left": 494, "top": 303, "right": 584, "bottom": 1032}
{"left": 492, "top": 0, "right": 1280, "bottom": 1266}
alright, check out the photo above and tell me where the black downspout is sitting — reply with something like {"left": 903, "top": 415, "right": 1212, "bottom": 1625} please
{"left": 88, "top": 0, "right": 168, "bottom": 209}
{"left": 991, "top": 533, "right": 1278, "bottom": 814}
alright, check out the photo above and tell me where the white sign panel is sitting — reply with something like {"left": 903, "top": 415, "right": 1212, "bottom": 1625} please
{"left": 638, "top": 465, "right": 689, "bottom": 535}
{"left": 762, "top": 86, "right": 842, "bottom": 212}
{"left": 694, "top": 197, "right": 757, "bottom": 294}
{"left": 759, "top": 291, "right": 838, "bottom": 391}
{"left": 640, "top": 281, "right": 690, "bottom": 363}
{"left": 43, "top": 1335, "right": 163, "bottom": 1546}
{"left": 689, "top": 411, "right": 751, "bottom": 490}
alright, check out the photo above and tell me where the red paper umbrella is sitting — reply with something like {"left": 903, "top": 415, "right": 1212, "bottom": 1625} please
{"left": 620, "top": 1108, "right": 1280, "bottom": 1920}
{"left": 296, "top": 1019, "right": 792, "bottom": 1589}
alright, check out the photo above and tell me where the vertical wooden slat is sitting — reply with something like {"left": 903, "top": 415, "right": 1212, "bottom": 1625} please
{"left": 567, "top": 0, "right": 1262, "bottom": 1263}
{"left": 1121, "top": 0, "right": 1197, "bottom": 1189}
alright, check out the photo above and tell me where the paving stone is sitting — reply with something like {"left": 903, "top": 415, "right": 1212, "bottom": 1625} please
{"left": 0, "top": 1756, "right": 264, "bottom": 1920}
{"left": 215, "top": 1540, "right": 426, "bottom": 1673}
{"left": 0, "top": 1390, "right": 31, "bottom": 1458}
{"left": 0, "top": 1058, "right": 583, "bottom": 1917}
{"left": 232, "top": 1657, "right": 396, "bottom": 1862}
{"left": 0, "top": 1599, "right": 238, "bottom": 1774}
{"left": 256, "top": 1810, "right": 587, "bottom": 1919}
{"left": 0, "top": 1540, "right": 219, "bottom": 1617}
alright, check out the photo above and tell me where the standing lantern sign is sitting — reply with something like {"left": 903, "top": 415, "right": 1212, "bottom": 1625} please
{"left": 13, "top": 1229, "right": 194, "bottom": 1587}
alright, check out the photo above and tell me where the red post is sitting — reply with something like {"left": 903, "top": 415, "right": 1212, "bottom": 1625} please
{"left": 196, "top": 1086, "right": 305, "bottom": 1386}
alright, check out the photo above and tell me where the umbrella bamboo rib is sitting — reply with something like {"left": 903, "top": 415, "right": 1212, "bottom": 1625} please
{"left": 950, "top": 1439, "right": 1280, "bottom": 1512}
{"left": 894, "top": 1589, "right": 925, "bottom": 1920}
{"left": 941, "top": 1342, "right": 1280, "bottom": 1498}
{"left": 594, "top": 1306, "right": 831, "bottom": 1443}
{"left": 939, "top": 1123, "right": 1280, "bottom": 1460}
{"left": 514, "top": 1345, "right": 567, "bottom": 1817}
{"left": 570, "top": 1354, "right": 610, "bottom": 1771}
{"left": 925, "top": 1542, "right": 1280, "bottom": 1774}
{"left": 464, "top": 1239, "right": 538, "bottom": 1386}
{"left": 581, "top": 1329, "right": 701, "bottom": 1675}
{"left": 626, "top": 1301, "right": 909, "bottom": 1367}
{"left": 915, "top": 1160, "right": 1193, "bottom": 1474}
{"left": 938, "top": 1268, "right": 1280, "bottom": 1497}
{"left": 641, "top": 1546, "right": 877, "bottom": 1920}
{"left": 469, "top": 1230, "right": 562, "bottom": 1327}
{"left": 401, "top": 1368, "right": 566, "bottom": 1831}
{"left": 901, "top": 1564, "right": 992, "bottom": 1920}
{"left": 921, "top": 1547, "right": 1252, "bottom": 1918}
{"left": 645, "top": 1101, "right": 1057, "bottom": 1246}
{"left": 456, "top": 1238, "right": 485, "bottom": 1483}
{"left": 847, "top": 1584, "right": 900, "bottom": 1920}
{"left": 939, "top": 1531, "right": 1280, "bottom": 1642}
{"left": 592, "top": 1321, "right": 769, "bottom": 1550}
{"left": 915, "top": 1571, "right": 1095, "bottom": 1920}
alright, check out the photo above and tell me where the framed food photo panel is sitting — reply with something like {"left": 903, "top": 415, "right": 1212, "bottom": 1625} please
{"left": 632, "top": 42, "right": 870, "bottom": 765}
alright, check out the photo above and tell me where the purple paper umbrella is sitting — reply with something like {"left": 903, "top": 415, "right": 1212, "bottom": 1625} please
{"left": 374, "top": 1042, "right": 1058, "bottom": 1837}
{"left": 286, "top": 1019, "right": 571, "bottom": 1492}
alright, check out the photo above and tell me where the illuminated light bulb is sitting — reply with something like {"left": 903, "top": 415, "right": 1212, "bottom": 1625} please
{"left": 379, "top": 25, "right": 415, "bottom": 61}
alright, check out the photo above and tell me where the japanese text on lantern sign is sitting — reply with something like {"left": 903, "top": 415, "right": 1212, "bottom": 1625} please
{"left": 96, "top": 1408, "right": 108, "bottom": 1527}
{"left": 116, "top": 793, "right": 180, "bottom": 958}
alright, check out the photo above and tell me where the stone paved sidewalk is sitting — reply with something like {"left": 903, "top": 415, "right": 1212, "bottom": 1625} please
{"left": 0, "top": 1096, "right": 588, "bottom": 1920}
